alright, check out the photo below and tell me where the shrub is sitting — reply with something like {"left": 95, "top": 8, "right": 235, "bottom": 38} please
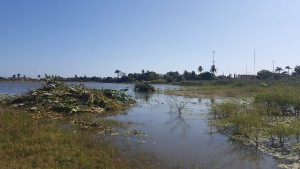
{"left": 134, "top": 82, "right": 155, "bottom": 93}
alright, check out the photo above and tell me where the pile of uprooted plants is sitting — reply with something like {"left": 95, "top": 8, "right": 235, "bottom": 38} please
{"left": 1, "top": 76, "right": 135, "bottom": 117}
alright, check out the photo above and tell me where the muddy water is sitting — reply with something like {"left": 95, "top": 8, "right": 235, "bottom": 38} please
{"left": 108, "top": 93, "right": 282, "bottom": 169}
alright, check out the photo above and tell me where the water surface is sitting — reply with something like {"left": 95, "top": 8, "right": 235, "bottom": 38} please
{"left": 108, "top": 93, "right": 281, "bottom": 169}
{"left": 0, "top": 82, "right": 282, "bottom": 168}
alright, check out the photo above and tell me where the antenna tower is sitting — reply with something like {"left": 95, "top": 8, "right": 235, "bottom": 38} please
{"left": 254, "top": 49, "right": 256, "bottom": 75}
{"left": 212, "top": 51, "right": 215, "bottom": 65}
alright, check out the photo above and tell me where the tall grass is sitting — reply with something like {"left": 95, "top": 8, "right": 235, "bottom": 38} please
{"left": 0, "top": 110, "right": 161, "bottom": 169}
{"left": 167, "top": 79, "right": 300, "bottom": 98}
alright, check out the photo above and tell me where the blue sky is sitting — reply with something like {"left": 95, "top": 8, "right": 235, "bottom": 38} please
{"left": 1, "top": 0, "right": 299, "bottom": 78}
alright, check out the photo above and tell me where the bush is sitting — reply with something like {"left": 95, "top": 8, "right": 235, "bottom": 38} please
{"left": 134, "top": 82, "right": 155, "bottom": 93}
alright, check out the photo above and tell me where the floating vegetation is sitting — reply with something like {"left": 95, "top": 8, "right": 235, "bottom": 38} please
{"left": 134, "top": 82, "right": 155, "bottom": 93}
{"left": 3, "top": 75, "right": 135, "bottom": 116}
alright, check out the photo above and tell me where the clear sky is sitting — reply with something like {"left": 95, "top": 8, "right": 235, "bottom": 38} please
{"left": 1, "top": 0, "right": 299, "bottom": 78}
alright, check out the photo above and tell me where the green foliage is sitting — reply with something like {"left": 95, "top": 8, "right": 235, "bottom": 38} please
{"left": 255, "top": 90, "right": 300, "bottom": 116}
{"left": 229, "top": 110, "right": 263, "bottom": 140}
{"left": 199, "top": 71, "right": 215, "bottom": 80}
{"left": 290, "top": 118, "right": 300, "bottom": 142}
{"left": 210, "top": 100, "right": 242, "bottom": 119}
{"left": 267, "top": 122, "right": 291, "bottom": 147}
{"left": 198, "top": 66, "right": 203, "bottom": 73}
{"left": 257, "top": 70, "right": 273, "bottom": 79}
{"left": 134, "top": 82, "right": 155, "bottom": 93}
{"left": 5, "top": 76, "right": 135, "bottom": 114}
{"left": 294, "top": 65, "right": 300, "bottom": 75}
{"left": 0, "top": 110, "right": 161, "bottom": 169}
{"left": 210, "top": 100, "right": 264, "bottom": 145}
{"left": 210, "top": 65, "right": 217, "bottom": 74}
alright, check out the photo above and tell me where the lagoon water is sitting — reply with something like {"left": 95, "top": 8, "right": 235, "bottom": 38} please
{"left": 0, "top": 82, "right": 282, "bottom": 168}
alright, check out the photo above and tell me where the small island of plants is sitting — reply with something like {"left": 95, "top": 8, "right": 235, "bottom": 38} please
{"left": 134, "top": 81, "right": 155, "bottom": 93}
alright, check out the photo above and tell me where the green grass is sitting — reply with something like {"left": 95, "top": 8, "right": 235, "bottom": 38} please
{"left": 0, "top": 109, "right": 163, "bottom": 169}
{"left": 167, "top": 79, "right": 300, "bottom": 98}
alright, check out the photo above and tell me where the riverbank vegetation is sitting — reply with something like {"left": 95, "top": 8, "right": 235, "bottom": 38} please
{"left": 208, "top": 86, "right": 300, "bottom": 168}
{"left": 0, "top": 77, "right": 168, "bottom": 168}
{"left": 166, "top": 78, "right": 300, "bottom": 98}
{"left": 0, "top": 109, "right": 166, "bottom": 168}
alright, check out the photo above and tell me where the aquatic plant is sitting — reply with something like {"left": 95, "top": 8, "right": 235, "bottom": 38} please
{"left": 290, "top": 118, "right": 300, "bottom": 143}
{"left": 209, "top": 100, "right": 242, "bottom": 119}
{"left": 4, "top": 76, "right": 135, "bottom": 115}
{"left": 267, "top": 122, "right": 291, "bottom": 147}
{"left": 134, "top": 82, "right": 155, "bottom": 93}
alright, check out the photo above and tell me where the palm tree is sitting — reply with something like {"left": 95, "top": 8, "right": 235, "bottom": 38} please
{"left": 198, "top": 66, "right": 203, "bottom": 73}
{"left": 275, "top": 67, "right": 283, "bottom": 74}
{"left": 210, "top": 65, "right": 217, "bottom": 74}
{"left": 17, "top": 73, "right": 20, "bottom": 79}
{"left": 115, "top": 70, "right": 121, "bottom": 78}
{"left": 285, "top": 66, "right": 291, "bottom": 75}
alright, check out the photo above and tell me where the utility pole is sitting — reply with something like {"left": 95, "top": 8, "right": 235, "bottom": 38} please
{"left": 254, "top": 49, "right": 256, "bottom": 75}
{"left": 272, "top": 60, "right": 275, "bottom": 73}
{"left": 212, "top": 51, "right": 215, "bottom": 66}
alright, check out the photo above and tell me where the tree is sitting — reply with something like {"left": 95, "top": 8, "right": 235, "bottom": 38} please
{"left": 38, "top": 75, "right": 41, "bottom": 79}
{"left": 13, "top": 74, "right": 16, "bottom": 79}
{"left": 285, "top": 66, "right": 292, "bottom": 75}
{"left": 294, "top": 65, "right": 300, "bottom": 75}
{"left": 183, "top": 70, "right": 190, "bottom": 80}
{"left": 210, "top": 65, "right": 217, "bottom": 74}
{"left": 115, "top": 70, "right": 121, "bottom": 78}
{"left": 275, "top": 67, "right": 283, "bottom": 74}
{"left": 17, "top": 73, "right": 20, "bottom": 79}
{"left": 198, "top": 66, "right": 203, "bottom": 73}
{"left": 199, "top": 71, "right": 215, "bottom": 80}
{"left": 165, "top": 71, "right": 181, "bottom": 82}
{"left": 190, "top": 71, "right": 197, "bottom": 80}
{"left": 257, "top": 70, "right": 273, "bottom": 79}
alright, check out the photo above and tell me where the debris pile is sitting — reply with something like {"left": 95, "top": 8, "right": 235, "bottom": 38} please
{"left": 4, "top": 75, "right": 135, "bottom": 115}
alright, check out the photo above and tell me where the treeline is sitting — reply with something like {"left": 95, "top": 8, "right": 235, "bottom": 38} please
{"left": 65, "top": 70, "right": 217, "bottom": 83}
{"left": 2, "top": 65, "right": 300, "bottom": 83}
{"left": 65, "top": 65, "right": 300, "bottom": 83}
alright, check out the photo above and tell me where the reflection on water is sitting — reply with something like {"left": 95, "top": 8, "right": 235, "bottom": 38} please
{"left": 165, "top": 111, "right": 190, "bottom": 136}
{"left": 133, "top": 92, "right": 154, "bottom": 103}
{"left": 0, "top": 82, "right": 281, "bottom": 168}
{"left": 109, "top": 93, "right": 280, "bottom": 169}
